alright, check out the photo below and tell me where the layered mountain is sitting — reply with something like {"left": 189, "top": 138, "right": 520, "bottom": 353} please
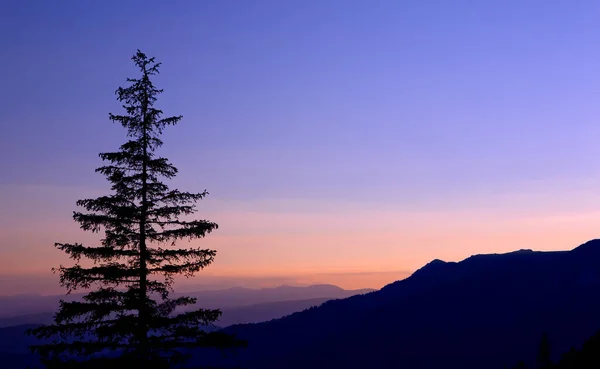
{"left": 0, "top": 284, "right": 373, "bottom": 322}
{"left": 0, "top": 297, "right": 334, "bottom": 328}
{"left": 186, "top": 240, "right": 600, "bottom": 369}
{"left": 0, "top": 285, "right": 372, "bottom": 368}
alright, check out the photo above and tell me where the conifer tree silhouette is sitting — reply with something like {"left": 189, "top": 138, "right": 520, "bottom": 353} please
{"left": 27, "top": 50, "right": 244, "bottom": 368}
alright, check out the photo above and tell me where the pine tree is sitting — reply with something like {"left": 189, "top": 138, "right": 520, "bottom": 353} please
{"left": 27, "top": 50, "right": 244, "bottom": 368}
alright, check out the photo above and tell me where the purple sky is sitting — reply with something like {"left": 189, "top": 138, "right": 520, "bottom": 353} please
{"left": 2, "top": 1, "right": 600, "bottom": 292}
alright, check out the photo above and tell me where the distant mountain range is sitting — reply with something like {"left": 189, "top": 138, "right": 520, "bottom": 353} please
{"left": 0, "top": 284, "right": 373, "bottom": 368}
{"left": 0, "top": 284, "right": 374, "bottom": 324}
{"left": 5, "top": 240, "right": 600, "bottom": 369}
{"left": 0, "top": 297, "right": 341, "bottom": 328}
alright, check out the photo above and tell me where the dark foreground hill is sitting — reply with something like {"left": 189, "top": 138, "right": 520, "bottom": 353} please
{"left": 187, "top": 240, "right": 600, "bottom": 369}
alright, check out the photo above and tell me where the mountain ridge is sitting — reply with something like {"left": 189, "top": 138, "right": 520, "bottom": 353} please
{"left": 207, "top": 239, "right": 600, "bottom": 369}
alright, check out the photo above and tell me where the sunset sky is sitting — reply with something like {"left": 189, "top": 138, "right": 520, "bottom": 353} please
{"left": 3, "top": 1, "right": 600, "bottom": 294}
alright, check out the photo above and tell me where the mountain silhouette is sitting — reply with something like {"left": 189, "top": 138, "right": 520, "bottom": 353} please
{"left": 4, "top": 241, "right": 600, "bottom": 369}
{"left": 185, "top": 240, "right": 600, "bottom": 369}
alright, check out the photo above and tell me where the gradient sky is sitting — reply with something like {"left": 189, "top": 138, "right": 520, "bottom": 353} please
{"left": 3, "top": 0, "right": 600, "bottom": 292}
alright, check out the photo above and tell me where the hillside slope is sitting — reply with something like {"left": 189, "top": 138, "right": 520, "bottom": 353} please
{"left": 199, "top": 240, "right": 600, "bottom": 369}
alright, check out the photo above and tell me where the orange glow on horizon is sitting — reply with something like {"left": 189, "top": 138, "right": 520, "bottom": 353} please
{"left": 2, "top": 184, "right": 600, "bottom": 295}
